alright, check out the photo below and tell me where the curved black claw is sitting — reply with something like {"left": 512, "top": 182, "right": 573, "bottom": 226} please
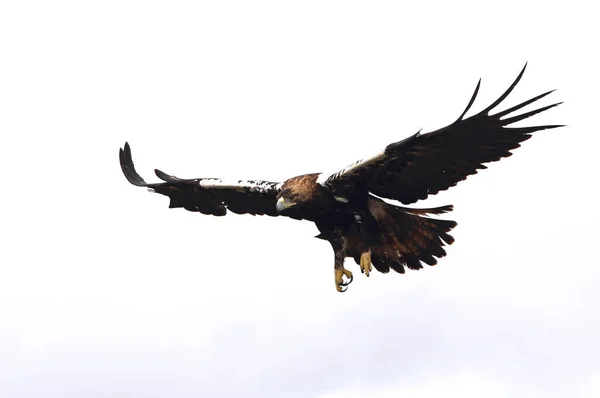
{"left": 335, "top": 269, "right": 354, "bottom": 292}
{"left": 339, "top": 273, "right": 353, "bottom": 287}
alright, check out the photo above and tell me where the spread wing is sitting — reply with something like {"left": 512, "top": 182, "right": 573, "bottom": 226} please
{"left": 317, "top": 64, "right": 563, "bottom": 204}
{"left": 119, "top": 142, "right": 282, "bottom": 216}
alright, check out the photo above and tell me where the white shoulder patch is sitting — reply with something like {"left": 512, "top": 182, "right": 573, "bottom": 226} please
{"left": 315, "top": 172, "right": 330, "bottom": 186}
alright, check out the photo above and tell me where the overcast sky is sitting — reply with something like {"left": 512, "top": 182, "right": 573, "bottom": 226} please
{"left": 1, "top": 1, "right": 599, "bottom": 397}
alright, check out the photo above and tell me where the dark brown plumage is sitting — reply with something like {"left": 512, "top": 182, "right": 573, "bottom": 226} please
{"left": 119, "top": 64, "right": 562, "bottom": 292}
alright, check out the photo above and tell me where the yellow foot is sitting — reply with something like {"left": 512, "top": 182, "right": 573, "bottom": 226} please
{"left": 335, "top": 268, "right": 354, "bottom": 292}
{"left": 360, "top": 251, "right": 372, "bottom": 277}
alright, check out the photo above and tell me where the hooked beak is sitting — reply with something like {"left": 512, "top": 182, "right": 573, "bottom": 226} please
{"left": 276, "top": 197, "right": 295, "bottom": 213}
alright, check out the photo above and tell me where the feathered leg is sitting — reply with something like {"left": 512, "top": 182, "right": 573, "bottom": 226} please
{"left": 329, "top": 230, "right": 353, "bottom": 292}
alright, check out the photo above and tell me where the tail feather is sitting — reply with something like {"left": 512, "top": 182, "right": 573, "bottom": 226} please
{"left": 397, "top": 204, "right": 454, "bottom": 215}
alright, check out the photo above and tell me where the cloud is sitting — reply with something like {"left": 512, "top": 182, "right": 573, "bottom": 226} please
{"left": 317, "top": 370, "right": 512, "bottom": 398}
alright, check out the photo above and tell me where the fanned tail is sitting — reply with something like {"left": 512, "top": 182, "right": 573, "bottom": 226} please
{"left": 365, "top": 198, "right": 457, "bottom": 274}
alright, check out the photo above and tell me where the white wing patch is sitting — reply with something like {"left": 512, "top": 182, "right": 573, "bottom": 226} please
{"left": 316, "top": 148, "right": 387, "bottom": 187}
{"left": 196, "top": 178, "right": 280, "bottom": 194}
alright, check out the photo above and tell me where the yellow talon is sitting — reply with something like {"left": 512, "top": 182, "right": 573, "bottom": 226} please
{"left": 360, "top": 251, "right": 372, "bottom": 277}
{"left": 335, "top": 268, "right": 353, "bottom": 292}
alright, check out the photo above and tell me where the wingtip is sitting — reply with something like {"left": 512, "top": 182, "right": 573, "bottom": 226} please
{"left": 155, "top": 168, "right": 182, "bottom": 183}
{"left": 119, "top": 141, "right": 148, "bottom": 187}
{"left": 500, "top": 101, "right": 564, "bottom": 126}
{"left": 155, "top": 169, "right": 168, "bottom": 180}
{"left": 515, "top": 62, "right": 528, "bottom": 84}
{"left": 482, "top": 63, "right": 529, "bottom": 114}
{"left": 516, "top": 62, "right": 528, "bottom": 82}
{"left": 123, "top": 141, "right": 131, "bottom": 157}
{"left": 456, "top": 78, "right": 482, "bottom": 122}
{"left": 545, "top": 124, "right": 566, "bottom": 129}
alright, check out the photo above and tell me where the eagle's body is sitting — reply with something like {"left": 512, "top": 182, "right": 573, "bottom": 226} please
{"left": 120, "top": 65, "right": 562, "bottom": 292}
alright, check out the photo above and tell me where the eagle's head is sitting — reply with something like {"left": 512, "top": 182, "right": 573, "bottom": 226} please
{"left": 275, "top": 189, "right": 300, "bottom": 214}
{"left": 275, "top": 174, "right": 320, "bottom": 214}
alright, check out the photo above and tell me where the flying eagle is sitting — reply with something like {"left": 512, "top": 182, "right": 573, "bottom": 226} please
{"left": 119, "top": 65, "right": 561, "bottom": 292}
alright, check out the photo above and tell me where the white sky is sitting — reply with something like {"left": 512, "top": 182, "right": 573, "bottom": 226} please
{"left": 1, "top": 1, "right": 599, "bottom": 397}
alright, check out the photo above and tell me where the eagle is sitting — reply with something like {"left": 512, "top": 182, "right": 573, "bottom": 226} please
{"left": 119, "top": 65, "right": 561, "bottom": 292}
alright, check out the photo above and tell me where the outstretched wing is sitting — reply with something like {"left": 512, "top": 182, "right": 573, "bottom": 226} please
{"left": 317, "top": 64, "right": 563, "bottom": 204}
{"left": 119, "top": 142, "right": 282, "bottom": 216}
